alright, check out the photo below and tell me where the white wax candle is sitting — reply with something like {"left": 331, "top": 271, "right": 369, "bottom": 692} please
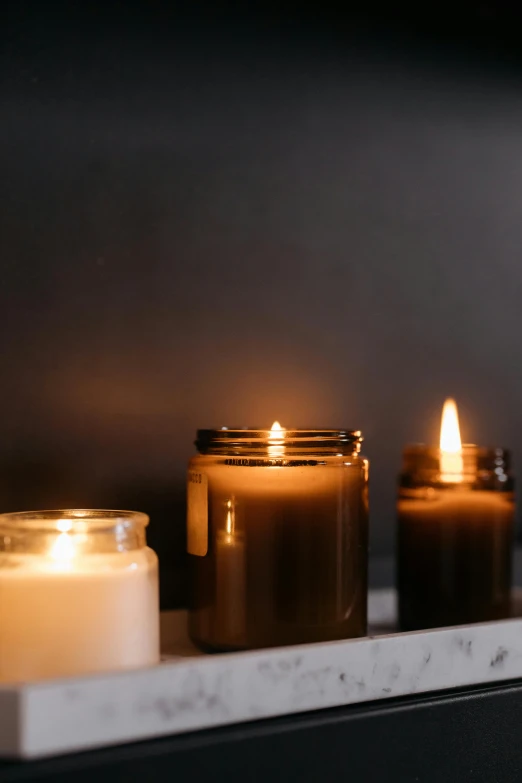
{"left": 0, "top": 548, "right": 159, "bottom": 683}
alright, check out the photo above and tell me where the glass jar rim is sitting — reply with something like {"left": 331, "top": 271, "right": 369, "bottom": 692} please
{"left": 0, "top": 509, "right": 149, "bottom": 533}
{"left": 195, "top": 428, "right": 363, "bottom": 456}
{"left": 400, "top": 443, "right": 512, "bottom": 488}
{"left": 402, "top": 443, "right": 510, "bottom": 458}
{"left": 405, "top": 442, "right": 475, "bottom": 449}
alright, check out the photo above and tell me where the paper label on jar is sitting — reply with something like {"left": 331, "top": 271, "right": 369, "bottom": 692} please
{"left": 187, "top": 471, "right": 208, "bottom": 556}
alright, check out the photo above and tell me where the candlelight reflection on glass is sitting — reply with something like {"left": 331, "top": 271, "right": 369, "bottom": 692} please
{"left": 397, "top": 399, "right": 514, "bottom": 631}
{"left": 0, "top": 509, "right": 160, "bottom": 683}
{"left": 187, "top": 422, "right": 369, "bottom": 651}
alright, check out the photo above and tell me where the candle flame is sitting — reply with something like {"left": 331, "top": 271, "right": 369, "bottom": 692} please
{"left": 440, "top": 398, "right": 462, "bottom": 452}
{"left": 49, "top": 535, "right": 75, "bottom": 563}
{"left": 269, "top": 421, "right": 283, "bottom": 437}
{"left": 439, "top": 398, "right": 463, "bottom": 482}
{"left": 49, "top": 519, "right": 76, "bottom": 563}
{"left": 268, "top": 421, "right": 285, "bottom": 457}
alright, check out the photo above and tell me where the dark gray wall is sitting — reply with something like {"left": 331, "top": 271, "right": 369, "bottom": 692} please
{"left": 3, "top": 7, "right": 522, "bottom": 605}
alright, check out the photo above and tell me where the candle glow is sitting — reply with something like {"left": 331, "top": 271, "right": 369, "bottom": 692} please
{"left": 49, "top": 520, "right": 76, "bottom": 565}
{"left": 268, "top": 420, "right": 285, "bottom": 458}
{"left": 439, "top": 398, "right": 464, "bottom": 482}
{"left": 224, "top": 499, "right": 236, "bottom": 541}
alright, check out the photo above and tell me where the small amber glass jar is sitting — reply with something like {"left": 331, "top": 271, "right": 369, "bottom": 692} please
{"left": 0, "top": 509, "right": 160, "bottom": 683}
{"left": 187, "top": 428, "right": 369, "bottom": 651}
{"left": 397, "top": 446, "right": 514, "bottom": 631}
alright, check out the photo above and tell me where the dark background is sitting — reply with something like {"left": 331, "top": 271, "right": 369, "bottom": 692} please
{"left": 3, "top": 1, "right": 522, "bottom": 607}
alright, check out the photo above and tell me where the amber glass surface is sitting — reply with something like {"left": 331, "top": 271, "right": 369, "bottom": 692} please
{"left": 188, "top": 429, "right": 369, "bottom": 651}
{"left": 397, "top": 445, "right": 514, "bottom": 631}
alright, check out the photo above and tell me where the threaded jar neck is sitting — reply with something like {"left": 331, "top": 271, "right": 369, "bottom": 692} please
{"left": 195, "top": 428, "right": 363, "bottom": 457}
{"left": 0, "top": 509, "right": 149, "bottom": 554}
{"left": 400, "top": 444, "right": 513, "bottom": 490}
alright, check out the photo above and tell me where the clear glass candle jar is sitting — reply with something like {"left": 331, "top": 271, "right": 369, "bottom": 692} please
{"left": 187, "top": 428, "right": 369, "bottom": 651}
{"left": 397, "top": 445, "right": 514, "bottom": 631}
{"left": 0, "top": 509, "right": 160, "bottom": 683}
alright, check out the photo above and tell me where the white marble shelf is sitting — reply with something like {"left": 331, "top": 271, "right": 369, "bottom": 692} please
{"left": 2, "top": 589, "right": 522, "bottom": 760}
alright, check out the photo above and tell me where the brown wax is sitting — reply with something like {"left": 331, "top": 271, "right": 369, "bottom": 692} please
{"left": 189, "top": 459, "right": 368, "bottom": 651}
{"left": 398, "top": 488, "right": 514, "bottom": 631}
{"left": 213, "top": 530, "right": 246, "bottom": 647}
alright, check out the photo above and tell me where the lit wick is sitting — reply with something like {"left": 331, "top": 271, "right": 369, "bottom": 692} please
{"left": 268, "top": 420, "right": 285, "bottom": 458}
{"left": 439, "top": 398, "right": 464, "bottom": 482}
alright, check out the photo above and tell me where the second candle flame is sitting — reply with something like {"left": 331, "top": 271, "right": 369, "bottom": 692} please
{"left": 439, "top": 398, "right": 463, "bottom": 482}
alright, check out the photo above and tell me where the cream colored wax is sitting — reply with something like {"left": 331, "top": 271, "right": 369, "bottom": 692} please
{"left": 0, "top": 548, "right": 159, "bottom": 683}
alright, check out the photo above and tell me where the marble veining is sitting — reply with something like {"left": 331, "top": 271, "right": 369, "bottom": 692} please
{"left": 3, "top": 589, "right": 522, "bottom": 760}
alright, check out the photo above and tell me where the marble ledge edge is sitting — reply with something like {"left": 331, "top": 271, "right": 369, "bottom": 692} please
{"left": 2, "top": 599, "right": 522, "bottom": 758}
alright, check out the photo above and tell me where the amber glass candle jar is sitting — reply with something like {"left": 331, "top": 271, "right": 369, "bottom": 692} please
{"left": 187, "top": 426, "right": 369, "bottom": 651}
{"left": 397, "top": 445, "right": 514, "bottom": 631}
